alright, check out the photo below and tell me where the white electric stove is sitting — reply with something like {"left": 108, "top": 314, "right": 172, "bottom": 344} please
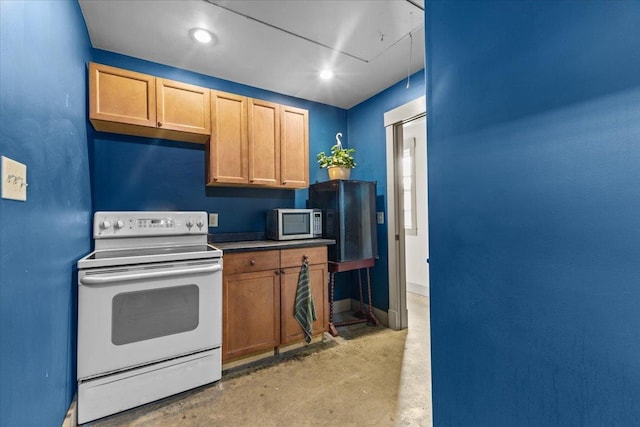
{"left": 77, "top": 211, "right": 222, "bottom": 424}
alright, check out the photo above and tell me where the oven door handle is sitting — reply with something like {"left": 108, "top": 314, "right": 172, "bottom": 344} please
{"left": 80, "top": 263, "right": 222, "bottom": 286}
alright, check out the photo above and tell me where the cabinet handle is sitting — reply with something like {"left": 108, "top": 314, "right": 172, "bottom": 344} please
{"left": 280, "top": 269, "right": 285, "bottom": 275}
{"left": 157, "top": 122, "right": 162, "bottom": 127}
{"left": 282, "top": 181, "right": 287, "bottom": 185}
{"left": 275, "top": 270, "right": 280, "bottom": 275}
{"left": 250, "top": 260, "right": 256, "bottom": 265}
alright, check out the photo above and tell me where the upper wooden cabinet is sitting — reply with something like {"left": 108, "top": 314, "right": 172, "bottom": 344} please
{"left": 207, "top": 91, "right": 309, "bottom": 189}
{"left": 89, "top": 62, "right": 210, "bottom": 144}
{"left": 248, "top": 98, "right": 280, "bottom": 186}
{"left": 88, "top": 62, "right": 310, "bottom": 187}
{"left": 89, "top": 63, "right": 156, "bottom": 128}
{"left": 156, "top": 78, "right": 210, "bottom": 135}
{"left": 280, "top": 105, "right": 309, "bottom": 188}
{"left": 208, "top": 90, "right": 248, "bottom": 185}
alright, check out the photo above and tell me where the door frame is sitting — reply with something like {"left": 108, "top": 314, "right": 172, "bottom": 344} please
{"left": 384, "top": 96, "right": 426, "bottom": 330}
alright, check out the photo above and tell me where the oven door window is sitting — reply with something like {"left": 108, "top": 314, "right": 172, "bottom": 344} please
{"left": 112, "top": 285, "right": 199, "bottom": 345}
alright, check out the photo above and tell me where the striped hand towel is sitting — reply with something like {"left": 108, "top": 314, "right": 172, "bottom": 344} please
{"left": 294, "top": 257, "right": 317, "bottom": 343}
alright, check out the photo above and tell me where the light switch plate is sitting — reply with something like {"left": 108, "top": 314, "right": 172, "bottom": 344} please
{"left": 377, "top": 212, "right": 384, "bottom": 224}
{"left": 2, "top": 156, "right": 27, "bottom": 201}
{"left": 209, "top": 213, "right": 218, "bottom": 227}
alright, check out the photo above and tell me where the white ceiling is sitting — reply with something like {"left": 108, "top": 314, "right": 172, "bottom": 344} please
{"left": 79, "top": 0, "right": 425, "bottom": 109}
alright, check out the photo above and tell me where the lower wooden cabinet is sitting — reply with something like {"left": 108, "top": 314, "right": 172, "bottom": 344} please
{"left": 280, "top": 263, "right": 327, "bottom": 345}
{"left": 222, "top": 246, "right": 328, "bottom": 362}
{"left": 223, "top": 269, "right": 281, "bottom": 360}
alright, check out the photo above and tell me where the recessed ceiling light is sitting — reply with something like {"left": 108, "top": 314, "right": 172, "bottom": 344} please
{"left": 319, "top": 69, "right": 334, "bottom": 80}
{"left": 190, "top": 28, "right": 213, "bottom": 44}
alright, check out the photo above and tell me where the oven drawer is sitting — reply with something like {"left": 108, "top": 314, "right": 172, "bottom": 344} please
{"left": 78, "top": 348, "right": 221, "bottom": 424}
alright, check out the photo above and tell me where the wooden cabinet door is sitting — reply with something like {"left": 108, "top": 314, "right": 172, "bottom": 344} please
{"left": 248, "top": 99, "right": 280, "bottom": 186}
{"left": 89, "top": 62, "right": 156, "bottom": 128}
{"left": 280, "top": 263, "right": 328, "bottom": 345}
{"left": 208, "top": 90, "right": 248, "bottom": 185}
{"left": 156, "top": 78, "right": 210, "bottom": 135}
{"left": 223, "top": 269, "right": 281, "bottom": 361}
{"left": 280, "top": 105, "right": 309, "bottom": 188}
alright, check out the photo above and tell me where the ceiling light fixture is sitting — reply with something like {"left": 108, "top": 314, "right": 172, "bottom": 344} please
{"left": 190, "top": 28, "right": 213, "bottom": 44}
{"left": 319, "top": 69, "right": 334, "bottom": 80}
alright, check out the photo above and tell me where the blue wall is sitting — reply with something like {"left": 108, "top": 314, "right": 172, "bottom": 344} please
{"left": 91, "top": 50, "right": 347, "bottom": 233}
{"left": 427, "top": 1, "right": 640, "bottom": 425}
{"left": 0, "top": 2, "right": 416, "bottom": 424}
{"left": 0, "top": 1, "right": 92, "bottom": 426}
{"left": 346, "top": 69, "right": 425, "bottom": 309}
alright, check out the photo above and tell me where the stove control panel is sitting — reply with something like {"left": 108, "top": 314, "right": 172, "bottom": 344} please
{"left": 93, "top": 211, "right": 209, "bottom": 238}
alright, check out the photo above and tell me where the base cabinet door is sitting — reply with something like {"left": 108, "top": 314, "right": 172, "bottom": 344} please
{"left": 222, "top": 270, "right": 280, "bottom": 361}
{"left": 280, "top": 263, "right": 328, "bottom": 345}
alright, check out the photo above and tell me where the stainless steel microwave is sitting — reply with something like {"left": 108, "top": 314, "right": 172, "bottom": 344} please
{"left": 266, "top": 209, "right": 322, "bottom": 240}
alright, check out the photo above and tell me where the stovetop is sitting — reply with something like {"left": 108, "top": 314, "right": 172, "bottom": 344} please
{"left": 78, "top": 244, "right": 222, "bottom": 269}
{"left": 87, "top": 244, "right": 216, "bottom": 260}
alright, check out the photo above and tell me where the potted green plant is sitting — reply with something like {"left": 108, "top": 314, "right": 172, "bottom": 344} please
{"left": 316, "top": 133, "right": 356, "bottom": 180}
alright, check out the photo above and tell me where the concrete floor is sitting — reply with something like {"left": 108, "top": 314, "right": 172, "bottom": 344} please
{"left": 88, "top": 292, "right": 432, "bottom": 426}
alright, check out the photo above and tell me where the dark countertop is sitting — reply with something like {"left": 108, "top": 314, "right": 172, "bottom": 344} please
{"left": 210, "top": 238, "right": 335, "bottom": 254}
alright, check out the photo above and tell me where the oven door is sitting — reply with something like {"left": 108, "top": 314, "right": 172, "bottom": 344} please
{"left": 77, "top": 258, "right": 222, "bottom": 380}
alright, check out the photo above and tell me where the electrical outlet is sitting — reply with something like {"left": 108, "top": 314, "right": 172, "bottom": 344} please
{"left": 2, "top": 156, "right": 27, "bottom": 201}
{"left": 209, "top": 213, "right": 218, "bottom": 227}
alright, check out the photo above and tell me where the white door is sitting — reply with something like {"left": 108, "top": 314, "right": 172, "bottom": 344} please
{"left": 402, "top": 116, "right": 429, "bottom": 297}
{"left": 384, "top": 95, "right": 426, "bottom": 330}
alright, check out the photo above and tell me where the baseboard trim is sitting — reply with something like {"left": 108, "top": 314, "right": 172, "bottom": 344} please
{"left": 332, "top": 298, "right": 352, "bottom": 314}
{"left": 222, "top": 348, "right": 275, "bottom": 371}
{"left": 61, "top": 394, "right": 77, "bottom": 427}
{"left": 388, "top": 308, "right": 401, "bottom": 330}
{"left": 349, "top": 299, "right": 389, "bottom": 327}
{"left": 407, "top": 281, "right": 429, "bottom": 297}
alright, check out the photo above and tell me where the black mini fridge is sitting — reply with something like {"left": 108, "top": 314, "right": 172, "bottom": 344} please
{"left": 308, "top": 180, "right": 378, "bottom": 263}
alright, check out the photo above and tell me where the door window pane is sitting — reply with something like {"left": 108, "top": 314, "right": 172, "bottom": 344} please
{"left": 403, "top": 138, "right": 417, "bottom": 235}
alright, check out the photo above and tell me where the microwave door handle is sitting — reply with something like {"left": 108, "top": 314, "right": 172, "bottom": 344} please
{"left": 80, "top": 263, "right": 222, "bottom": 286}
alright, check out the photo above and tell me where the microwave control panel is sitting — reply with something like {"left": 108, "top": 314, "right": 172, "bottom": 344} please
{"left": 313, "top": 210, "right": 322, "bottom": 236}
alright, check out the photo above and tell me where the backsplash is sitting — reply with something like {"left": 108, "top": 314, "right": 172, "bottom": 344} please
{"left": 208, "top": 232, "right": 265, "bottom": 243}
